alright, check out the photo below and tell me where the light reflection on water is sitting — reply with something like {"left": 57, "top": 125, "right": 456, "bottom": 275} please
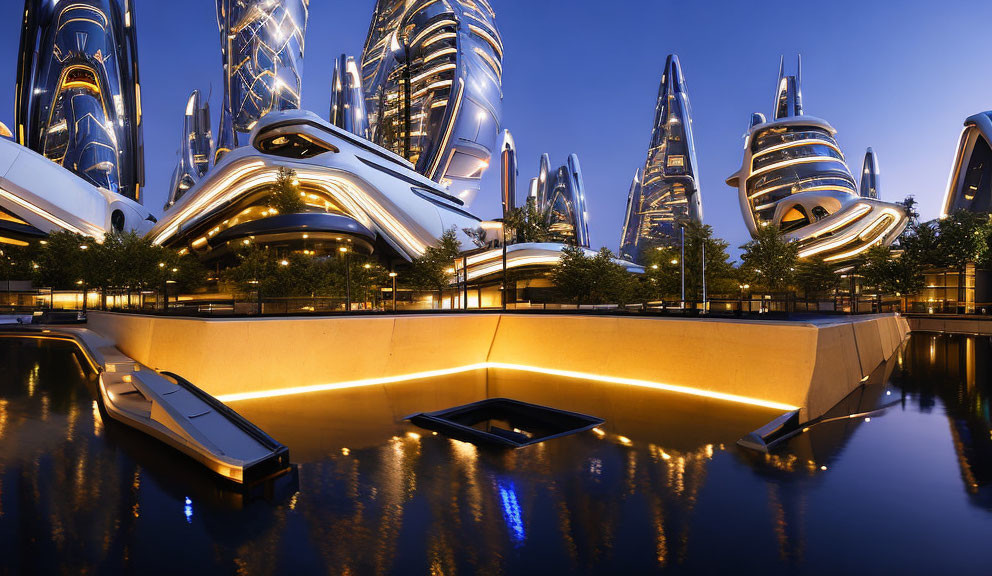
{"left": 0, "top": 335, "right": 990, "bottom": 574}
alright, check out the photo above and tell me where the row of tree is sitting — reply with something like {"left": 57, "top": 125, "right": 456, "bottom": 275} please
{"left": 1, "top": 230, "right": 205, "bottom": 307}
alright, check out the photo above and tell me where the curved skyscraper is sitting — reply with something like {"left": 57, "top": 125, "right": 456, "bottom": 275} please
{"left": 727, "top": 57, "right": 908, "bottom": 264}
{"left": 619, "top": 54, "right": 702, "bottom": 262}
{"left": 167, "top": 90, "right": 213, "bottom": 209}
{"left": 329, "top": 54, "right": 369, "bottom": 139}
{"left": 859, "top": 147, "right": 880, "bottom": 200}
{"left": 942, "top": 111, "right": 992, "bottom": 216}
{"left": 361, "top": 0, "right": 503, "bottom": 206}
{"left": 15, "top": 0, "right": 144, "bottom": 201}
{"left": 528, "top": 154, "right": 589, "bottom": 248}
{"left": 215, "top": 0, "right": 309, "bottom": 163}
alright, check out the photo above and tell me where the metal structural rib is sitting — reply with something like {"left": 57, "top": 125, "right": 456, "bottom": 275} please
{"left": 214, "top": 0, "right": 309, "bottom": 163}
{"left": 941, "top": 111, "right": 992, "bottom": 216}
{"left": 329, "top": 54, "right": 369, "bottom": 139}
{"left": 619, "top": 54, "right": 703, "bottom": 263}
{"left": 527, "top": 154, "right": 590, "bottom": 248}
{"left": 726, "top": 56, "right": 908, "bottom": 264}
{"left": 148, "top": 110, "right": 485, "bottom": 263}
{"left": 361, "top": 0, "right": 503, "bottom": 206}
{"left": 167, "top": 90, "right": 213, "bottom": 209}
{"left": 15, "top": 0, "right": 144, "bottom": 201}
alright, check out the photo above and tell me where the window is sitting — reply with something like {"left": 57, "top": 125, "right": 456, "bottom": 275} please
{"left": 256, "top": 133, "right": 338, "bottom": 159}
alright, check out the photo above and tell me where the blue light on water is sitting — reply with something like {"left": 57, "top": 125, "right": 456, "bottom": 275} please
{"left": 184, "top": 497, "right": 193, "bottom": 524}
{"left": 498, "top": 481, "right": 525, "bottom": 543}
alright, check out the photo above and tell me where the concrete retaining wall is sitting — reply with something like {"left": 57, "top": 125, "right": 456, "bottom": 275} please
{"left": 87, "top": 312, "right": 910, "bottom": 422}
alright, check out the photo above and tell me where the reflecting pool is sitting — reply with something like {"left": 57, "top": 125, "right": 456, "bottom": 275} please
{"left": 1, "top": 334, "right": 990, "bottom": 574}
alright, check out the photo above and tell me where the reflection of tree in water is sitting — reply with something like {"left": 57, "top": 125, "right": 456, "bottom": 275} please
{"left": 892, "top": 335, "right": 992, "bottom": 507}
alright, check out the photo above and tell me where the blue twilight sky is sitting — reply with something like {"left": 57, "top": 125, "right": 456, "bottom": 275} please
{"left": 1, "top": 0, "right": 990, "bottom": 259}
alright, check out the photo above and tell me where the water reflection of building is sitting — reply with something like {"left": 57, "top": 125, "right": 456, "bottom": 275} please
{"left": 893, "top": 334, "right": 992, "bottom": 508}
{"left": 619, "top": 54, "right": 702, "bottom": 263}
{"left": 361, "top": 0, "right": 503, "bottom": 206}
{"left": 726, "top": 56, "right": 908, "bottom": 265}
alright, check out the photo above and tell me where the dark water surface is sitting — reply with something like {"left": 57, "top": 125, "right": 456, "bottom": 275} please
{"left": 0, "top": 334, "right": 990, "bottom": 575}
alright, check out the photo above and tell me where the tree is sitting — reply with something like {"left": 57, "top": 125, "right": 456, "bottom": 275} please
{"left": 409, "top": 228, "right": 461, "bottom": 307}
{"left": 860, "top": 245, "right": 925, "bottom": 309}
{"left": 29, "top": 231, "right": 94, "bottom": 290}
{"left": 348, "top": 256, "right": 389, "bottom": 309}
{"left": 503, "top": 200, "right": 553, "bottom": 244}
{"left": 221, "top": 244, "right": 284, "bottom": 300}
{"left": 267, "top": 167, "right": 307, "bottom": 214}
{"left": 793, "top": 255, "right": 838, "bottom": 299}
{"left": 551, "top": 246, "right": 637, "bottom": 306}
{"left": 935, "top": 210, "right": 992, "bottom": 270}
{"left": 682, "top": 221, "right": 737, "bottom": 299}
{"left": 639, "top": 243, "right": 681, "bottom": 300}
{"left": 740, "top": 225, "right": 798, "bottom": 292}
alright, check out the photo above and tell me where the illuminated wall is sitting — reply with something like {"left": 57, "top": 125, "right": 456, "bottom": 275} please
{"left": 361, "top": 0, "right": 503, "bottom": 206}
{"left": 214, "top": 0, "right": 309, "bottom": 163}
{"left": 15, "top": 0, "right": 144, "bottom": 201}
{"left": 620, "top": 55, "right": 703, "bottom": 263}
{"left": 726, "top": 57, "right": 908, "bottom": 265}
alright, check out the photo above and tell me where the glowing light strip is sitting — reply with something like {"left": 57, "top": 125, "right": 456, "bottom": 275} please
{"left": 216, "top": 361, "right": 798, "bottom": 411}
{"left": 0, "top": 186, "right": 102, "bottom": 238}
{"left": 802, "top": 202, "right": 871, "bottom": 240}
{"left": 749, "top": 155, "right": 849, "bottom": 179}
{"left": 751, "top": 138, "right": 841, "bottom": 159}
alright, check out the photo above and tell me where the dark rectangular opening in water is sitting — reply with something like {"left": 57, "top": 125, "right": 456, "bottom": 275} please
{"left": 408, "top": 397, "right": 604, "bottom": 447}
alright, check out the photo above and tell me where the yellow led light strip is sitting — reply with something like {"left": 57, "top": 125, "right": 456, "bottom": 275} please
{"left": 215, "top": 361, "right": 799, "bottom": 412}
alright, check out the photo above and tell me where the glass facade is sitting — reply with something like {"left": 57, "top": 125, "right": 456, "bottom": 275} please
{"left": 15, "top": 0, "right": 144, "bottom": 200}
{"left": 619, "top": 55, "right": 702, "bottom": 262}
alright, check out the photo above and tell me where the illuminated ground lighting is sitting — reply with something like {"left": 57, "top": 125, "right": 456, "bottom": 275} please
{"left": 215, "top": 362, "right": 799, "bottom": 411}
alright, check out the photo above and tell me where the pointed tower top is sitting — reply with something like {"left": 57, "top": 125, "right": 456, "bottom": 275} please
{"left": 773, "top": 54, "right": 803, "bottom": 119}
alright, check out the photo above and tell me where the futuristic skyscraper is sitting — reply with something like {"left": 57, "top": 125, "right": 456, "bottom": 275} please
{"left": 167, "top": 90, "right": 213, "bottom": 209}
{"left": 15, "top": 0, "right": 144, "bottom": 201}
{"left": 619, "top": 55, "right": 702, "bottom": 263}
{"left": 942, "top": 111, "right": 992, "bottom": 216}
{"left": 859, "top": 148, "right": 880, "bottom": 200}
{"left": 214, "top": 0, "right": 309, "bottom": 163}
{"left": 361, "top": 0, "right": 503, "bottom": 206}
{"left": 330, "top": 54, "right": 369, "bottom": 139}
{"left": 727, "top": 57, "right": 908, "bottom": 264}
{"left": 527, "top": 154, "right": 590, "bottom": 248}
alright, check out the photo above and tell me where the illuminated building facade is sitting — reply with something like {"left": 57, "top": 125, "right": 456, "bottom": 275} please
{"left": 15, "top": 0, "right": 144, "bottom": 201}
{"left": 619, "top": 55, "right": 703, "bottom": 263}
{"left": 726, "top": 57, "right": 908, "bottom": 264}
{"left": 859, "top": 147, "right": 880, "bottom": 199}
{"left": 167, "top": 90, "right": 213, "bottom": 209}
{"left": 942, "top": 111, "right": 992, "bottom": 216}
{"left": 149, "top": 110, "right": 485, "bottom": 262}
{"left": 329, "top": 54, "right": 369, "bottom": 139}
{"left": 361, "top": 0, "right": 503, "bottom": 206}
{"left": 215, "top": 0, "right": 309, "bottom": 163}
{"left": 527, "top": 154, "right": 590, "bottom": 248}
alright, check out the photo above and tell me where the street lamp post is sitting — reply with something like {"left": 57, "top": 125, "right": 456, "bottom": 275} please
{"left": 680, "top": 225, "right": 686, "bottom": 309}
{"left": 340, "top": 246, "right": 351, "bottom": 311}
{"left": 363, "top": 263, "right": 371, "bottom": 310}
{"left": 391, "top": 272, "right": 398, "bottom": 311}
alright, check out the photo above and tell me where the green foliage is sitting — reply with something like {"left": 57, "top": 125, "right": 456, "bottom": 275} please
{"left": 793, "top": 255, "right": 838, "bottom": 297}
{"left": 267, "top": 167, "right": 307, "bottom": 214}
{"left": 639, "top": 243, "right": 681, "bottom": 299}
{"left": 934, "top": 210, "right": 992, "bottom": 270}
{"left": 683, "top": 222, "right": 737, "bottom": 298}
{"left": 0, "top": 243, "right": 32, "bottom": 282}
{"left": 551, "top": 246, "right": 639, "bottom": 306}
{"left": 26, "top": 231, "right": 95, "bottom": 289}
{"left": 408, "top": 228, "right": 461, "bottom": 295}
{"left": 860, "top": 245, "right": 925, "bottom": 297}
{"left": 740, "top": 225, "right": 798, "bottom": 292}
{"left": 222, "top": 244, "right": 284, "bottom": 297}
{"left": 503, "top": 200, "right": 553, "bottom": 244}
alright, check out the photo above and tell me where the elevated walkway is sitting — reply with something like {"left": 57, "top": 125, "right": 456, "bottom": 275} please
{"left": 0, "top": 325, "right": 290, "bottom": 484}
